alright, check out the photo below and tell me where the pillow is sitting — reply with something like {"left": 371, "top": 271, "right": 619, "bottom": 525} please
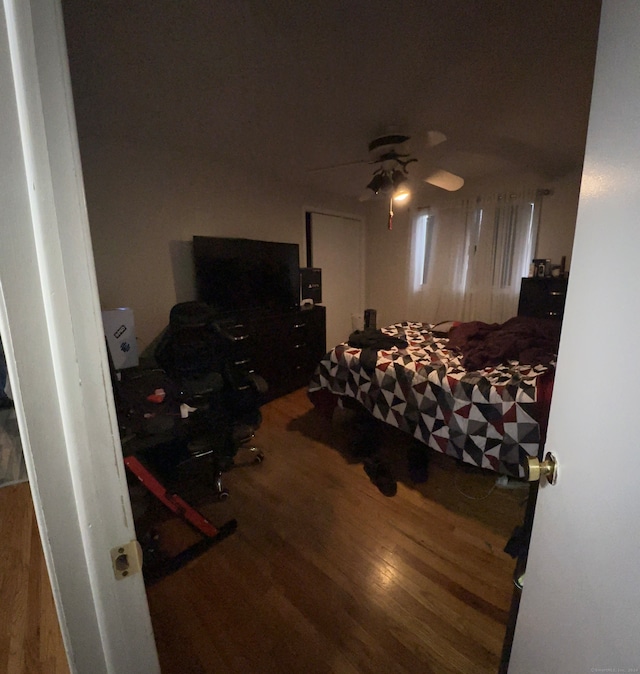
{"left": 430, "top": 320, "right": 460, "bottom": 335}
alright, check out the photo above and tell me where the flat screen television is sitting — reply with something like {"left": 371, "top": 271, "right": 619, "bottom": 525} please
{"left": 193, "top": 235, "right": 300, "bottom": 316}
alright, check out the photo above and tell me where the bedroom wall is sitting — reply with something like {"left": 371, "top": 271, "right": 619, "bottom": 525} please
{"left": 363, "top": 204, "right": 414, "bottom": 328}
{"left": 79, "top": 134, "right": 584, "bottom": 350}
{"left": 532, "top": 168, "right": 583, "bottom": 270}
{"left": 364, "top": 168, "right": 584, "bottom": 327}
{"left": 79, "top": 137, "right": 364, "bottom": 350}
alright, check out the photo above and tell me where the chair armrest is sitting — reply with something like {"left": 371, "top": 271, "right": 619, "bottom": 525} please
{"left": 214, "top": 321, "right": 250, "bottom": 343}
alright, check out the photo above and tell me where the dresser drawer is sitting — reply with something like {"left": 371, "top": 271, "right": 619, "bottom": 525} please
{"left": 517, "top": 277, "right": 568, "bottom": 320}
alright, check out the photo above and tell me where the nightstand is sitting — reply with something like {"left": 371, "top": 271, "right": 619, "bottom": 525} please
{"left": 517, "top": 277, "right": 568, "bottom": 320}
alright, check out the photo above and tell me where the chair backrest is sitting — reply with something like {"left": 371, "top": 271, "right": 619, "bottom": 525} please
{"left": 155, "top": 302, "right": 225, "bottom": 380}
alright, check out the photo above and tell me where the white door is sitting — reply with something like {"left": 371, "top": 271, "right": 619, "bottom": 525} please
{"left": 0, "top": 1, "right": 159, "bottom": 672}
{"left": 310, "top": 212, "right": 365, "bottom": 348}
{"left": 510, "top": 1, "right": 640, "bottom": 670}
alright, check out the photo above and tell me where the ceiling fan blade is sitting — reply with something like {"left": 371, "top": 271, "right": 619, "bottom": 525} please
{"left": 307, "top": 158, "right": 369, "bottom": 172}
{"left": 424, "top": 169, "right": 465, "bottom": 191}
{"left": 368, "top": 134, "right": 410, "bottom": 158}
{"left": 426, "top": 130, "right": 447, "bottom": 148}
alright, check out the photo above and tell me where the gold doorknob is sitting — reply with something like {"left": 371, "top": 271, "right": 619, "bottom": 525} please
{"left": 525, "top": 451, "right": 558, "bottom": 485}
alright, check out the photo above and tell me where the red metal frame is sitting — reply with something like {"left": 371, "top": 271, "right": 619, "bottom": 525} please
{"left": 125, "top": 455, "right": 222, "bottom": 538}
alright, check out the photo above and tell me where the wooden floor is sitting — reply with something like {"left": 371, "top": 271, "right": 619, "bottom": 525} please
{"left": 0, "top": 387, "right": 526, "bottom": 673}
{"left": 144, "top": 388, "right": 527, "bottom": 674}
{"left": 0, "top": 482, "right": 69, "bottom": 674}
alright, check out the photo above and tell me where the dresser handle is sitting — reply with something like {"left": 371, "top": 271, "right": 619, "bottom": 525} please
{"left": 549, "top": 291, "right": 564, "bottom": 296}
{"left": 293, "top": 322, "right": 306, "bottom": 329}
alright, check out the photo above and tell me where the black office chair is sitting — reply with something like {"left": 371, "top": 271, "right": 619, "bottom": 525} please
{"left": 153, "top": 301, "right": 266, "bottom": 499}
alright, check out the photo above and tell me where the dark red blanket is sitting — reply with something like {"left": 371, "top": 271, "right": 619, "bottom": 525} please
{"left": 447, "top": 316, "right": 561, "bottom": 370}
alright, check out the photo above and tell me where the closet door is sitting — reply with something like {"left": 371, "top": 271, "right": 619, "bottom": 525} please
{"left": 309, "top": 212, "right": 364, "bottom": 348}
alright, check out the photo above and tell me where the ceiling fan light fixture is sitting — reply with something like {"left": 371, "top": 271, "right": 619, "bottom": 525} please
{"left": 361, "top": 134, "right": 419, "bottom": 221}
{"left": 391, "top": 168, "right": 410, "bottom": 202}
{"left": 366, "top": 174, "right": 382, "bottom": 194}
{"left": 391, "top": 168, "right": 407, "bottom": 184}
{"left": 392, "top": 188, "right": 410, "bottom": 203}
{"left": 367, "top": 170, "right": 393, "bottom": 195}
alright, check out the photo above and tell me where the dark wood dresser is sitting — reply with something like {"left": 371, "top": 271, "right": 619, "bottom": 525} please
{"left": 517, "top": 277, "right": 568, "bottom": 321}
{"left": 218, "top": 304, "right": 326, "bottom": 402}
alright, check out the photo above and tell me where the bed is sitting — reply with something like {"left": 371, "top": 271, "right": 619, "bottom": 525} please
{"left": 308, "top": 316, "right": 560, "bottom": 478}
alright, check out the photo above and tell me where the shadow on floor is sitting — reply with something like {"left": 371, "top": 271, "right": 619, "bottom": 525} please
{"left": 287, "top": 404, "right": 528, "bottom": 539}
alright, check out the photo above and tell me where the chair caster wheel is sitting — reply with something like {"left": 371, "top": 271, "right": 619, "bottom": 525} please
{"left": 215, "top": 489, "right": 230, "bottom": 501}
{"left": 246, "top": 447, "right": 264, "bottom": 463}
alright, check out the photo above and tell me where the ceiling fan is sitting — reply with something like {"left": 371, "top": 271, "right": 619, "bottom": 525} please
{"left": 359, "top": 133, "right": 417, "bottom": 203}
{"left": 362, "top": 131, "right": 466, "bottom": 198}
{"left": 358, "top": 133, "right": 466, "bottom": 232}
{"left": 310, "top": 130, "right": 465, "bottom": 203}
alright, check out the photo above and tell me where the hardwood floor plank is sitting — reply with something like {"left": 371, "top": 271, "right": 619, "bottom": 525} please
{"left": 0, "top": 482, "right": 69, "bottom": 674}
{"left": 0, "top": 387, "right": 525, "bottom": 672}
{"left": 144, "top": 387, "right": 525, "bottom": 673}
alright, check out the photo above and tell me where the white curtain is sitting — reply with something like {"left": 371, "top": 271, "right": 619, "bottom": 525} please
{"left": 409, "top": 188, "right": 543, "bottom": 324}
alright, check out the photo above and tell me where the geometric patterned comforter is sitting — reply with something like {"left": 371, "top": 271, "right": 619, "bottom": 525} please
{"left": 308, "top": 321, "right": 554, "bottom": 477}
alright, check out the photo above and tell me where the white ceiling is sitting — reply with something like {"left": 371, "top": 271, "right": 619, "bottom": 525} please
{"left": 61, "top": 0, "right": 602, "bottom": 201}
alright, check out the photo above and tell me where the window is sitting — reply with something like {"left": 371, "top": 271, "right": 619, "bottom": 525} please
{"left": 409, "top": 190, "right": 542, "bottom": 324}
{"left": 413, "top": 211, "right": 435, "bottom": 290}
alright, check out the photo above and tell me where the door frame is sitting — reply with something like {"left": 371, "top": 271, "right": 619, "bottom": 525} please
{"left": 0, "top": 1, "right": 159, "bottom": 671}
